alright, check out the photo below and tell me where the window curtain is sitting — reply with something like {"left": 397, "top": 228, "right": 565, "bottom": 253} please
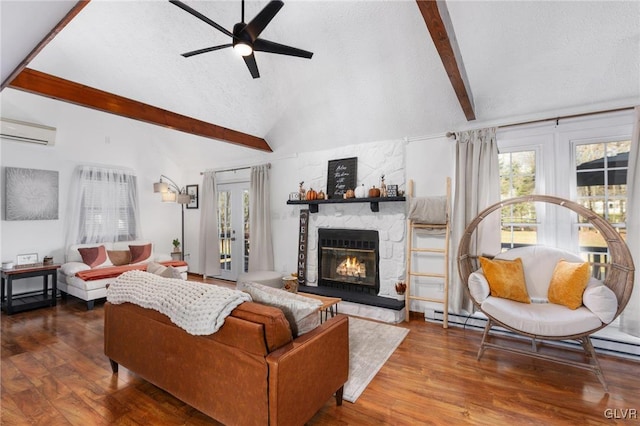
{"left": 65, "top": 165, "right": 140, "bottom": 248}
{"left": 199, "top": 171, "right": 221, "bottom": 277}
{"left": 449, "top": 128, "right": 500, "bottom": 314}
{"left": 248, "top": 164, "right": 274, "bottom": 271}
{"left": 620, "top": 106, "right": 640, "bottom": 337}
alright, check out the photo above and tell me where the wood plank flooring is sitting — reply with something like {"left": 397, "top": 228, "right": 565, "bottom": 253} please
{"left": 2, "top": 278, "right": 639, "bottom": 425}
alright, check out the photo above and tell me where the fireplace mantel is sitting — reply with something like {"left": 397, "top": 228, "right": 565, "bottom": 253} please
{"left": 287, "top": 196, "right": 405, "bottom": 213}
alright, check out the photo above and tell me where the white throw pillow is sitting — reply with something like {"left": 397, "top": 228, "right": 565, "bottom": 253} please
{"left": 582, "top": 279, "right": 618, "bottom": 324}
{"left": 242, "top": 282, "right": 322, "bottom": 337}
{"left": 161, "top": 266, "right": 183, "bottom": 280}
{"left": 146, "top": 261, "right": 166, "bottom": 275}
{"left": 60, "top": 261, "right": 91, "bottom": 276}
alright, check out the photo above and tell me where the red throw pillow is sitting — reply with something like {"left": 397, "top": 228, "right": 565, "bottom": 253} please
{"left": 78, "top": 245, "right": 113, "bottom": 268}
{"left": 129, "top": 244, "right": 152, "bottom": 264}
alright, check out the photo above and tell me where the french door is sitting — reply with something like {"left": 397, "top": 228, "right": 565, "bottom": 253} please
{"left": 217, "top": 182, "right": 250, "bottom": 281}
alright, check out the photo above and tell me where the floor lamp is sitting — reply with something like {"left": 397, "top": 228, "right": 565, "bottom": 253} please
{"left": 153, "top": 175, "right": 190, "bottom": 261}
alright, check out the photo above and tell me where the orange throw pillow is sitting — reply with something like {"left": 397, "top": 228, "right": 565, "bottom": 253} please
{"left": 107, "top": 250, "right": 131, "bottom": 266}
{"left": 479, "top": 257, "right": 531, "bottom": 304}
{"left": 548, "top": 260, "right": 590, "bottom": 309}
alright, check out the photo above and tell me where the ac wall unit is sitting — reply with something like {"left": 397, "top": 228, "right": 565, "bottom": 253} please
{"left": 0, "top": 118, "right": 56, "bottom": 146}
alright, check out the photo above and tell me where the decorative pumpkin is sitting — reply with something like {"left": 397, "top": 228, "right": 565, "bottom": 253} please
{"left": 307, "top": 188, "right": 318, "bottom": 201}
{"left": 345, "top": 189, "right": 355, "bottom": 199}
{"left": 317, "top": 190, "right": 325, "bottom": 200}
{"left": 369, "top": 186, "right": 381, "bottom": 198}
{"left": 354, "top": 184, "right": 367, "bottom": 198}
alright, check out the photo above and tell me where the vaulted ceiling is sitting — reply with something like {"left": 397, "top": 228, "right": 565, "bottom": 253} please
{"left": 2, "top": 0, "right": 639, "bottom": 164}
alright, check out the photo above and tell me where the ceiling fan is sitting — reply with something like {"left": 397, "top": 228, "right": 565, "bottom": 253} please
{"left": 170, "top": 0, "right": 313, "bottom": 79}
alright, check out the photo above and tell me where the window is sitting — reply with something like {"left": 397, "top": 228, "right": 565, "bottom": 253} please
{"left": 574, "top": 140, "right": 630, "bottom": 275}
{"left": 499, "top": 150, "right": 537, "bottom": 249}
{"left": 67, "top": 166, "right": 140, "bottom": 245}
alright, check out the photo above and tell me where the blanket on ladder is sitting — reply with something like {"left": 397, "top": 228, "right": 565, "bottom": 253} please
{"left": 107, "top": 270, "right": 251, "bottom": 335}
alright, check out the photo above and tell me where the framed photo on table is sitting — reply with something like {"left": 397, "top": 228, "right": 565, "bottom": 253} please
{"left": 186, "top": 185, "right": 199, "bottom": 209}
{"left": 16, "top": 253, "right": 38, "bottom": 266}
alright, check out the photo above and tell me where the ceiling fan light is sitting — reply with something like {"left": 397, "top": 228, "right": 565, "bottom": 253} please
{"left": 234, "top": 42, "right": 253, "bottom": 57}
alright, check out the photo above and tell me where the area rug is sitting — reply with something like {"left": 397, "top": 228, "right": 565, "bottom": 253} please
{"left": 344, "top": 317, "right": 410, "bottom": 403}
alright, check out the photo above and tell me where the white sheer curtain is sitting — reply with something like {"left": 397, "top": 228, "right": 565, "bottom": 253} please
{"left": 199, "top": 171, "right": 221, "bottom": 277}
{"left": 449, "top": 128, "right": 500, "bottom": 314}
{"left": 65, "top": 165, "right": 140, "bottom": 247}
{"left": 620, "top": 106, "right": 640, "bottom": 337}
{"left": 249, "top": 164, "right": 274, "bottom": 271}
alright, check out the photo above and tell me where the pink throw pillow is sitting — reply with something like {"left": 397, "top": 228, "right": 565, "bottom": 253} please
{"left": 129, "top": 244, "right": 152, "bottom": 264}
{"left": 78, "top": 245, "right": 113, "bottom": 268}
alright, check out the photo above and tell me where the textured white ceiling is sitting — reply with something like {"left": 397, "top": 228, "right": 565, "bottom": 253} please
{"left": 2, "top": 0, "right": 639, "bottom": 164}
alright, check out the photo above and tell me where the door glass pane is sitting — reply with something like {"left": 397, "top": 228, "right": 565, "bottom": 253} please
{"left": 218, "top": 190, "right": 232, "bottom": 272}
{"left": 499, "top": 150, "right": 536, "bottom": 249}
{"left": 243, "top": 189, "right": 250, "bottom": 273}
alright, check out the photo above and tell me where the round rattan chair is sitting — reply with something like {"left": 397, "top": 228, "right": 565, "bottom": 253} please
{"left": 457, "top": 195, "right": 635, "bottom": 392}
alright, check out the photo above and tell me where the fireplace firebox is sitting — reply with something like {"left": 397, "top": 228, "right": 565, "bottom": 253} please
{"left": 318, "top": 228, "right": 379, "bottom": 295}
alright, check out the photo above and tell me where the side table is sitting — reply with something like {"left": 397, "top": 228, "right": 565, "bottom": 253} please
{"left": 1, "top": 264, "right": 60, "bottom": 315}
{"left": 299, "top": 292, "right": 341, "bottom": 323}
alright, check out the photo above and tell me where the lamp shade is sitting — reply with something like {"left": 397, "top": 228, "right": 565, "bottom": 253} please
{"left": 154, "top": 181, "right": 169, "bottom": 193}
{"left": 162, "top": 191, "right": 177, "bottom": 202}
{"left": 176, "top": 193, "right": 191, "bottom": 204}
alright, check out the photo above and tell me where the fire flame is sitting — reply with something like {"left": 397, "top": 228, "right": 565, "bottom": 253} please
{"left": 336, "top": 256, "right": 366, "bottom": 277}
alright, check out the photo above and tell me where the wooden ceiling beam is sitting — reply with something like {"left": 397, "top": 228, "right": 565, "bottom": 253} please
{"left": 9, "top": 68, "right": 272, "bottom": 152}
{"left": 416, "top": 0, "right": 476, "bottom": 121}
{"left": 1, "top": 1, "right": 90, "bottom": 91}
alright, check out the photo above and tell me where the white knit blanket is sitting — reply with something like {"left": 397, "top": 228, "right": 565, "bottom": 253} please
{"left": 107, "top": 270, "right": 251, "bottom": 335}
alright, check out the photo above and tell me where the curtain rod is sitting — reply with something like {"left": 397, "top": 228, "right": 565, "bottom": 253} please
{"left": 497, "top": 106, "right": 633, "bottom": 129}
{"left": 200, "top": 163, "right": 271, "bottom": 175}
{"left": 447, "top": 106, "right": 634, "bottom": 139}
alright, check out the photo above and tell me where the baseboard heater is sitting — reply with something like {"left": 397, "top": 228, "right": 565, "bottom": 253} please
{"left": 425, "top": 309, "right": 640, "bottom": 360}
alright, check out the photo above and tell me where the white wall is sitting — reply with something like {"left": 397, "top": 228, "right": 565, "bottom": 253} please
{"left": 1, "top": 88, "right": 456, "bottom": 307}
{"left": 405, "top": 135, "right": 455, "bottom": 313}
{"left": 268, "top": 135, "right": 454, "bottom": 306}
{"left": 1, "top": 91, "right": 187, "bottom": 292}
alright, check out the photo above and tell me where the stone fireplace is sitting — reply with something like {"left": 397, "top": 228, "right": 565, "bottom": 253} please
{"left": 317, "top": 228, "right": 379, "bottom": 295}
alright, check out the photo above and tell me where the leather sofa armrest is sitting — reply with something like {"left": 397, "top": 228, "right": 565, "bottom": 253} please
{"left": 266, "top": 314, "right": 349, "bottom": 426}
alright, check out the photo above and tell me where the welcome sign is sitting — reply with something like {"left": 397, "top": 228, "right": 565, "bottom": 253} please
{"left": 297, "top": 209, "right": 309, "bottom": 286}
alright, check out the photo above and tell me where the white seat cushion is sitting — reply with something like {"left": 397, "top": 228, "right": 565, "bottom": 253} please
{"left": 481, "top": 296, "right": 602, "bottom": 337}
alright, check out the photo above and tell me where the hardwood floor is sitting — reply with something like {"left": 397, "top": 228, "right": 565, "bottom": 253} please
{"left": 2, "top": 280, "right": 639, "bottom": 425}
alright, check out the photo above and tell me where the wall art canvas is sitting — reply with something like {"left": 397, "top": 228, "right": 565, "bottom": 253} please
{"left": 186, "top": 184, "right": 199, "bottom": 209}
{"left": 5, "top": 167, "right": 59, "bottom": 220}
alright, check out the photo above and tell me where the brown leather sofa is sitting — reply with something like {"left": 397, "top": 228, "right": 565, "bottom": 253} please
{"left": 104, "top": 300, "right": 349, "bottom": 425}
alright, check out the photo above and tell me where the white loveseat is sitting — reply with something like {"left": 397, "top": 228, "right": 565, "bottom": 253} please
{"left": 58, "top": 240, "right": 188, "bottom": 309}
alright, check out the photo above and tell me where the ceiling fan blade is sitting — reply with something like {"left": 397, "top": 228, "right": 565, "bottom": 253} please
{"left": 243, "top": 53, "right": 260, "bottom": 79}
{"left": 170, "top": 0, "right": 234, "bottom": 39}
{"left": 244, "top": 0, "right": 284, "bottom": 41}
{"left": 254, "top": 38, "right": 313, "bottom": 59}
{"left": 181, "top": 44, "right": 233, "bottom": 58}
